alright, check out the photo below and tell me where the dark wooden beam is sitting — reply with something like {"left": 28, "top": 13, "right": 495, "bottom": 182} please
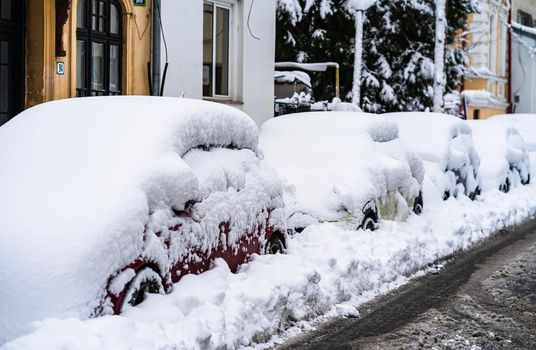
{"left": 55, "top": 0, "right": 71, "bottom": 57}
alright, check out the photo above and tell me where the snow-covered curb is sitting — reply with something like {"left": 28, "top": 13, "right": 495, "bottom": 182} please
{"left": 3, "top": 178, "right": 536, "bottom": 350}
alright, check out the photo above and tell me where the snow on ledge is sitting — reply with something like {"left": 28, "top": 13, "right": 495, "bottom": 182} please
{"left": 462, "top": 90, "right": 509, "bottom": 109}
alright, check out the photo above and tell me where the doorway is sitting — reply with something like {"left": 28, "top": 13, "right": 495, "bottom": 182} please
{"left": 0, "top": 0, "right": 24, "bottom": 126}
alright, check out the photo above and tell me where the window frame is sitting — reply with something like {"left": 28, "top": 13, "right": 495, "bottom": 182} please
{"left": 203, "top": 1, "right": 232, "bottom": 99}
{"left": 76, "top": 0, "right": 123, "bottom": 97}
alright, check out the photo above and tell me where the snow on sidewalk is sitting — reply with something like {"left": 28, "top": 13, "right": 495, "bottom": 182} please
{"left": 3, "top": 178, "right": 536, "bottom": 350}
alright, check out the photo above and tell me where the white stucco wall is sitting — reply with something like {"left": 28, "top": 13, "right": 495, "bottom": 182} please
{"left": 159, "top": 0, "right": 276, "bottom": 126}
{"left": 512, "top": 31, "right": 536, "bottom": 113}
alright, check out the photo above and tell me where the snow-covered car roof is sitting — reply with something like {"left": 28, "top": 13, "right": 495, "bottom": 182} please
{"left": 0, "top": 97, "right": 261, "bottom": 341}
{"left": 489, "top": 114, "right": 536, "bottom": 152}
{"left": 468, "top": 120, "right": 530, "bottom": 191}
{"left": 259, "top": 113, "right": 421, "bottom": 227}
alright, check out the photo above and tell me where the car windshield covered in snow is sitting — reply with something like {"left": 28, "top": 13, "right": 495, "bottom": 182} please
{"left": 0, "top": 97, "right": 286, "bottom": 344}
{"left": 489, "top": 114, "right": 536, "bottom": 152}
{"left": 385, "top": 112, "right": 481, "bottom": 200}
{"left": 259, "top": 112, "right": 424, "bottom": 232}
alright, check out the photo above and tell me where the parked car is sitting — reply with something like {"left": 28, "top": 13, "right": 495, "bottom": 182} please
{"left": 385, "top": 112, "right": 481, "bottom": 200}
{"left": 468, "top": 120, "right": 530, "bottom": 192}
{"left": 259, "top": 112, "right": 424, "bottom": 233}
{"left": 489, "top": 114, "right": 536, "bottom": 151}
{"left": 0, "top": 97, "right": 286, "bottom": 344}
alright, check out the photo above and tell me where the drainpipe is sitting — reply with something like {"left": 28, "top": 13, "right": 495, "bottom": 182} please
{"left": 151, "top": 0, "right": 161, "bottom": 96}
{"left": 507, "top": 3, "right": 513, "bottom": 113}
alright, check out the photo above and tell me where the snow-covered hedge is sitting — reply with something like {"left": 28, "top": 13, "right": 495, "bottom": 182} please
{"left": 259, "top": 112, "right": 423, "bottom": 230}
{"left": 468, "top": 120, "right": 530, "bottom": 192}
{"left": 0, "top": 97, "right": 285, "bottom": 344}
{"left": 385, "top": 112, "right": 481, "bottom": 199}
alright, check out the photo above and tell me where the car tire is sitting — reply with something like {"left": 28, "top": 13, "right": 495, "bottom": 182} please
{"left": 361, "top": 208, "right": 378, "bottom": 231}
{"left": 122, "top": 267, "right": 164, "bottom": 309}
{"left": 499, "top": 178, "right": 510, "bottom": 193}
{"left": 413, "top": 192, "right": 424, "bottom": 215}
{"left": 468, "top": 186, "right": 481, "bottom": 200}
{"left": 522, "top": 173, "right": 531, "bottom": 185}
{"left": 266, "top": 233, "right": 286, "bottom": 255}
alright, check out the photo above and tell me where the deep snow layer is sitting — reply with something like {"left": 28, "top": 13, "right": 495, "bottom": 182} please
{"left": 3, "top": 173, "right": 536, "bottom": 349}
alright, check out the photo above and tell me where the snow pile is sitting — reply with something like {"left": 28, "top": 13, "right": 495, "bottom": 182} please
{"left": 259, "top": 112, "right": 422, "bottom": 230}
{"left": 489, "top": 114, "right": 536, "bottom": 152}
{"left": 274, "top": 71, "right": 312, "bottom": 87}
{"left": 468, "top": 121, "right": 530, "bottom": 192}
{"left": 386, "top": 112, "right": 481, "bottom": 198}
{"left": 4, "top": 174, "right": 536, "bottom": 350}
{"left": 0, "top": 97, "right": 285, "bottom": 344}
{"left": 309, "top": 99, "right": 363, "bottom": 113}
{"left": 275, "top": 92, "right": 313, "bottom": 106}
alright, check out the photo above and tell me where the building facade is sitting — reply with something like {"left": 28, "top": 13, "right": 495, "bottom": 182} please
{"left": 158, "top": 0, "right": 277, "bottom": 126}
{"left": 462, "top": 0, "right": 510, "bottom": 120}
{"left": 0, "top": 0, "right": 152, "bottom": 127}
{"left": 510, "top": 0, "right": 536, "bottom": 113}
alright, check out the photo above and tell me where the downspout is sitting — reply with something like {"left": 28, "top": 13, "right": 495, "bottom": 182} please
{"left": 507, "top": 3, "right": 513, "bottom": 113}
{"left": 151, "top": 0, "right": 161, "bottom": 96}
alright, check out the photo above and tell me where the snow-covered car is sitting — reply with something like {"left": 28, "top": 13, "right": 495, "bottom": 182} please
{"left": 385, "top": 112, "right": 481, "bottom": 200}
{"left": 468, "top": 120, "right": 530, "bottom": 192}
{"left": 259, "top": 112, "right": 424, "bottom": 232}
{"left": 0, "top": 97, "right": 286, "bottom": 344}
{"left": 489, "top": 114, "right": 536, "bottom": 151}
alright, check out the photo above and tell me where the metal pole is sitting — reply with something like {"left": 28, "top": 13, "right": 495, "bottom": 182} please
{"left": 352, "top": 10, "right": 364, "bottom": 106}
{"left": 151, "top": 0, "right": 161, "bottom": 96}
{"left": 335, "top": 66, "right": 340, "bottom": 98}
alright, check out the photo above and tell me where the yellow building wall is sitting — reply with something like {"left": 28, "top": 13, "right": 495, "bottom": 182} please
{"left": 25, "top": 0, "right": 152, "bottom": 109}
{"left": 464, "top": 78, "right": 487, "bottom": 91}
{"left": 466, "top": 106, "right": 507, "bottom": 120}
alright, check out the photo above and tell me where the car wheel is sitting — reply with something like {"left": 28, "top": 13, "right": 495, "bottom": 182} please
{"left": 361, "top": 208, "right": 378, "bottom": 231}
{"left": 468, "top": 186, "right": 481, "bottom": 200}
{"left": 522, "top": 173, "right": 531, "bottom": 185}
{"left": 413, "top": 192, "right": 424, "bottom": 215}
{"left": 122, "top": 267, "right": 164, "bottom": 309}
{"left": 499, "top": 178, "right": 510, "bottom": 193}
{"left": 266, "top": 233, "right": 286, "bottom": 255}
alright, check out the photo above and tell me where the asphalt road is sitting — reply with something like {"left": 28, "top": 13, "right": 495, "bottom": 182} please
{"left": 277, "top": 219, "right": 536, "bottom": 350}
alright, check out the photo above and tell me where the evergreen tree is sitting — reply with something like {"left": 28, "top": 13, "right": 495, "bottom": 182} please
{"left": 276, "top": 0, "right": 479, "bottom": 112}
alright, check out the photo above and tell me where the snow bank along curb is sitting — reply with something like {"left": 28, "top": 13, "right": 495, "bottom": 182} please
{"left": 3, "top": 177, "right": 536, "bottom": 350}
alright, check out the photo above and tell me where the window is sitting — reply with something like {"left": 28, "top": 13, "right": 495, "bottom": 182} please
{"left": 488, "top": 14, "right": 497, "bottom": 73}
{"left": 203, "top": 1, "right": 230, "bottom": 98}
{"left": 0, "top": 0, "right": 23, "bottom": 126}
{"left": 517, "top": 10, "right": 533, "bottom": 27}
{"left": 76, "top": 0, "right": 122, "bottom": 96}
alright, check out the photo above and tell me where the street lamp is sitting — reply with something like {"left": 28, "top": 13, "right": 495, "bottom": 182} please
{"left": 350, "top": 0, "right": 377, "bottom": 107}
